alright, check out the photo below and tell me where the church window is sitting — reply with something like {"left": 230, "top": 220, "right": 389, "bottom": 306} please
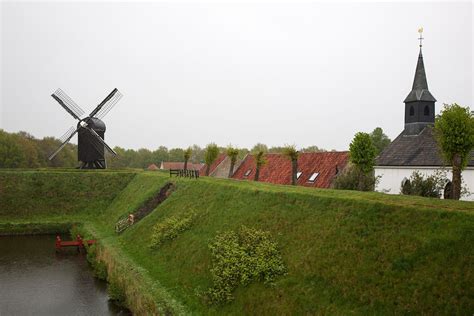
{"left": 444, "top": 181, "right": 453, "bottom": 199}
{"left": 409, "top": 106, "right": 415, "bottom": 116}
{"left": 424, "top": 105, "right": 430, "bottom": 116}
{"left": 244, "top": 169, "right": 252, "bottom": 177}
{"left": 296, "top": 171, "right": 302, "bottom": 179}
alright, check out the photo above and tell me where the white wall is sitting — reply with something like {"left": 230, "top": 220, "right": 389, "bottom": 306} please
{"left": 375, "top": 166, "right": 474, "bottom": 201}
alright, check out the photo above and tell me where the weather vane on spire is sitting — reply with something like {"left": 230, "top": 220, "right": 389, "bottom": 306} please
{"left": 418, "top": 27, "right": 424, "bottom": 48}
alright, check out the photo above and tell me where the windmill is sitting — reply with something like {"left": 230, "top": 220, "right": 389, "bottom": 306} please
{"left": 48, "top": 88, "right": 122, "bottom": 169}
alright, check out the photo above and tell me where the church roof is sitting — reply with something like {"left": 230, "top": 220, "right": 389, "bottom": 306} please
{"left": 404, "top": 50, "right": 437, "bottom": 103}
{"left": 376, "top": 127, "right": 474, "bottom": 167}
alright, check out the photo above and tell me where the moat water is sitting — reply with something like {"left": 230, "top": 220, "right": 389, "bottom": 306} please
{"left": 0, "top": 235, "right": 128, "bottom": 315}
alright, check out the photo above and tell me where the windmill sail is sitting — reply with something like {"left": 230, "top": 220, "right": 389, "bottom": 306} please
{"left": 52, "top": 89, "right": 85, "bottom": 120}
{"left": 89, "top": 88, "right": 122, "bottom": 118}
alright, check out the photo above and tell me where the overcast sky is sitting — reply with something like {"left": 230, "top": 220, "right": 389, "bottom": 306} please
{"left": 1, "top": 1, "right": 472, "bottom": 151}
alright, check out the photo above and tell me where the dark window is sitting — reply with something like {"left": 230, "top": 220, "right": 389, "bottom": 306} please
{"left": 409, "top": 106, "right": 415, "bottom": 116}
{"left": 424, "top": 105, "right": 430, "bottom": 116}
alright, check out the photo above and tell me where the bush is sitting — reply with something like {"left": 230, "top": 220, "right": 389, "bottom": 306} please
{"left": 400, "top": 171, "right": 446, "bottom": 198}
{"left": 332, "top": 164, "right": 380, "bottom": 191}
{"left": 150, "top": 211, "right": 198, "bottom": 248}
{"left": 205, "top": 226, "right": 286, "bottom": 304}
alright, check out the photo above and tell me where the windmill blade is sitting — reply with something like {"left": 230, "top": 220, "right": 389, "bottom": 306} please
{"left": 96, "top": 90, "right": 122, "bottom": 119}
{"left": 89, "top": 88, "right": 122, "bottom": 119}
{"left": 48, "top": 126, "right": 79, "bottom": 160}
{"left": 52, "top": 89, "right": 85, "bottom": 120}
{"left": 84, "top": 126, "right": 117, "bottom": 156}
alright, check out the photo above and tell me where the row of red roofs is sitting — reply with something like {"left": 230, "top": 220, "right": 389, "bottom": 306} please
{"left": 147, "top": 151, "right": 349, "bottom": 188}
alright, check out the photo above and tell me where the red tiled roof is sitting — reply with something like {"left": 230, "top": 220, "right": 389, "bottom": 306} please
{"left": 231, "top": 152, "right": 349, "bottom": 188}
{"left": 199, "top": 153, "right": 226, "bottom": 176}
{"left": 160, "top": 162, "right": 203, "bottom": 170}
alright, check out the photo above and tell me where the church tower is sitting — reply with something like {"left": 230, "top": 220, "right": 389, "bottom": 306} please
{"left": 403, "top": 29, "right": 436, "bottom": 135}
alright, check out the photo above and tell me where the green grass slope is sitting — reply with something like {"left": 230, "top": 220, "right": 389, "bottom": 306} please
{"left": 1, "top": 170, "right": 473, "bottom": 315}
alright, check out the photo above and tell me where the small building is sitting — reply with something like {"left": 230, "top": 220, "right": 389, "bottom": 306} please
{"left": 374, "top": 41, "right": 474, "bottom": 200}
{"left": 198, "top": 153, "right": 227, "bottom": 176}
{"left": 231, "top": 152, "right": 349, "bottom": 188}
{"left": 208, "top": 155, "right": 245, "bottom": 178}
{"left": 147, "top": 163, "right": 159, "bottom": 171}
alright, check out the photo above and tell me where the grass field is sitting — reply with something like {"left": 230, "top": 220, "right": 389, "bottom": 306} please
{"left": 1, "top": 170, "right": 473, "bottom": 315}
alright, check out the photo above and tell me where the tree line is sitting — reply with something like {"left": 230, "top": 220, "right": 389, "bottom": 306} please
{"left": 0, "top": 129, "right": 333, "bottom": 169}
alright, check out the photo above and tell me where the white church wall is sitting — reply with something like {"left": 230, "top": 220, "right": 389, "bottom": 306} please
{"left": 375, "top": 166, "right": 474, "bottom": 201}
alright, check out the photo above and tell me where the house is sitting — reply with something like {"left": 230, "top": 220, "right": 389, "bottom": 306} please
{"left": 232, "top": 152, "right": 349, "bottom": 188}
{"left": 147, "top": 163, "right": 159, "bottom": 171}
{"left": 199, "top": 153, "right": 227, "bottom": 176}
{"left": 374, "top": 41, "right": 474, "bottom": 200}
{"left": 208, "top": 155, "right": 245, "bottom": 178}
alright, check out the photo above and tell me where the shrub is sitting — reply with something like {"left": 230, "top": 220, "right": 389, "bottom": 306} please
{"left": 400, "top": 170, "right": 446, "bottom": 198}
{"left": 332, "top": 164, "right": 380, "bottom": 191}
{"left": 150, "top": 211, "right": 198, "bottom": 248}
{"left": 205, "top": 226, "right": 286, "bottom": 304}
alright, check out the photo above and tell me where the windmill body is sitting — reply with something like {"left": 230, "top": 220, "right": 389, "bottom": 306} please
{"left": 49, "top": 88, "right": 122, "bottom": 169}
{"left": 78, "top": 117, "right": 107, "bottom": 168}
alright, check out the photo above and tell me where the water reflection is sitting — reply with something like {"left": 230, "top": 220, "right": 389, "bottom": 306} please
{"left": 0, "top": 235, "right": 129, "bottom": 315}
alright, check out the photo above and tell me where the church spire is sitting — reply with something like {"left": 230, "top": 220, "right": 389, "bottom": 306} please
{"left": 403, "top": 28, "right": 437, "bottom": 135}
{"left": 404, "top": 28, "right": 436, "bottom": 103}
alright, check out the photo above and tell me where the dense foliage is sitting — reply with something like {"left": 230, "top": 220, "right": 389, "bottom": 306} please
{"left": 204, "top": 143, "right": 220, "bottom": 176}
{"left": 349, "top": 132, "right": 377, "bottom": 173}
{"left": 206, "top": 226, "right": 286, "bottom": 304}
{"left": 434, "top": 103, "right": 474, "bottom": 199}
{"left": 400, "top": 170, "right": 446, "bottom": 198}
{"left": 332, "top": 164, "right": 379, "bottom": 191}
{"left": 0, "top": 129, "right": 77, "bottom": 168}
{"left": 369, "top": 127, "right": 391, "bottom": 155}
{"left": 150, "top": 211, "right": 198, "bottom": 248}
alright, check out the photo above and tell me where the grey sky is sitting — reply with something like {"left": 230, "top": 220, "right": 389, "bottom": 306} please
{"left": 1, "top": 1, "right": 472, "bottom": 151}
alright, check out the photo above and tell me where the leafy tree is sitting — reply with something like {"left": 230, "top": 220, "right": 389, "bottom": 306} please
{"left": 168, "top": 148, "right": 185, "bottom": 162}
{"left": 283, "top": 145, "right": 299, "bottom": 185}
{"left": 369, "top": 127, "right": 391, "bottom": 155}
{"left": 190, "top": 144, "right": 205, "bottom": 163}
{"left": 251, "top": 143, "right": 268, "bottom": 154}
{"left": 152, "top": 146, "right": 169, "bottom": 165}
{"left": 204, "top": 143, "right": 219, "bottom": 176}
{"left": 184, "top": 147, "right": 192, "bottom": 170}
{"left": 226, "top": 146, "right": 239, "bottom": 177}
{"left": 254, "top": 151, "right": 267, "bottom": 181}
{"left": 434, "top": 103, "right": 474, "bottom": 200}
{"left": 0, "top": 130, "right": 26, "bottom": 168}
{"left": 349, "top": 132, "right": 377, "bottom": 190}
{"left": 268, "top": 146, "right": 285, "bottom": 153}
{"left": 301, "top": 145, "right": 326, "bottom": 153}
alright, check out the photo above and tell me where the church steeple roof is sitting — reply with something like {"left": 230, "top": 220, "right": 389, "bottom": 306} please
{"left": 404, "top": 48, "right": 436, "bottom": 103}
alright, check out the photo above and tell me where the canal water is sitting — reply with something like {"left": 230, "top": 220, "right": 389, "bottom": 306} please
{"left": 0, "top": 235, "right": 128, "bottom": 315}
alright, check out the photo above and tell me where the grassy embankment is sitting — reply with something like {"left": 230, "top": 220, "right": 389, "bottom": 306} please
{"left": 1, "top": 170, "right": 473, "bottom": 315}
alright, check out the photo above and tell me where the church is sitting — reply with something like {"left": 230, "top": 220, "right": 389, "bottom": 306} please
{"left": 374, "top": 35, "right": 474, "bottom": 201}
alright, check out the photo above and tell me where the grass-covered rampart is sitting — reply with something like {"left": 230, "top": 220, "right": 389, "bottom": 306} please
{"left": 1, "top": 170, "right": 473, "bottom": 315}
